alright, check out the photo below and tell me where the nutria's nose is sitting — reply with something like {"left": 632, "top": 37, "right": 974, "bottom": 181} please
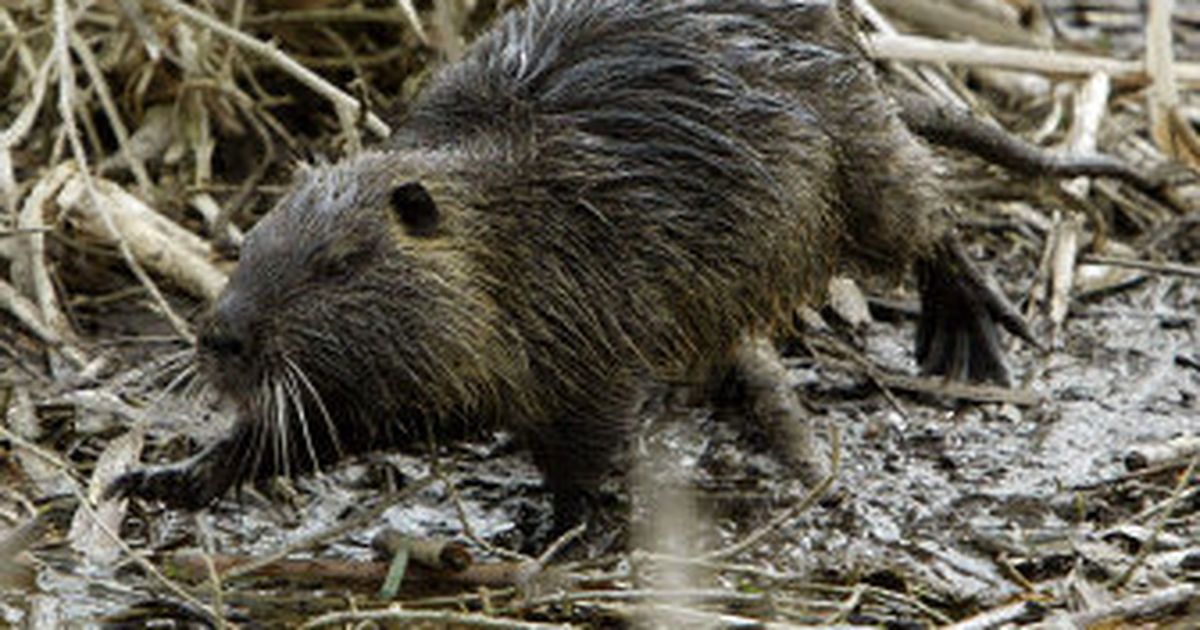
{"left": 197, "top": 298, "right": 251, "bottom": 360}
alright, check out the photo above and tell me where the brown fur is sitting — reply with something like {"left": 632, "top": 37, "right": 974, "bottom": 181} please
{"left": 109, "top": 0, "right": 1015, "bottom": 514}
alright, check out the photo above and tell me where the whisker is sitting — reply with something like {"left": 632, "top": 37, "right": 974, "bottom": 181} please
{"left": 249, "top": 377, "right": 270, "bottom": 483}
{"left": 179, "top": 365, "right": 209, "bottom": 403}
{"left": 283, "top": 365, "right": 321, "bottom": 474}
{"left": 146, "top": 362, "right": 198, "bottom": 411}
{"left": 285, "top": 355, "right": 344, "bottom": 460}
{"left": 273, "top": 378, "right": 290, "bottom": 479}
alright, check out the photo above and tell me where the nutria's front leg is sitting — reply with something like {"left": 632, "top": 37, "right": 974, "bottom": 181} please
{"left": 105, "top": 421, "right": 259, "bottom": 510}
{"left": 732, "top": 334, "right": 828, "bottom": 486}
{"left": 525, "top": 381, "right": 648, "bottom": 534}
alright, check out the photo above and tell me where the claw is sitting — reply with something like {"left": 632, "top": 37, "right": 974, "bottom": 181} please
{"left": 917, "top": 235, "right": 1040, "bottom": 385}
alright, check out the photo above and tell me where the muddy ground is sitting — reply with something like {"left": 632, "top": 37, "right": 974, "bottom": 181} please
{"left": 3, "top": 185, "right": 1197, "bottom": 627}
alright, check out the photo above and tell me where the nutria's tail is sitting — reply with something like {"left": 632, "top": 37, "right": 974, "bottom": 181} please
{"left": 916, "top": 235, "right": 1038, "bottom": 386}
{"left": 894, "top": 91, "right": 1165, "bottom": 195}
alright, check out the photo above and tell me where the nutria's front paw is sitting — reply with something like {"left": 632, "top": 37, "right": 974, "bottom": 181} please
{"left": 105, "top": 464, "right": 221, "bottom": 511}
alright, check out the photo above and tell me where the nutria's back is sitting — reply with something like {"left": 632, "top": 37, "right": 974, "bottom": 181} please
{"left": 111, "top": 0, "right": 1006, "bottom": 514}
{"left": 391, "top": 0, "right": 866, "bottom": 390}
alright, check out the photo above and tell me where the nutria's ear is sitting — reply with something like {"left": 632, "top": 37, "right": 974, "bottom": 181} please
{"left": 390, "top": 181, "right": 439, "bottom": 237}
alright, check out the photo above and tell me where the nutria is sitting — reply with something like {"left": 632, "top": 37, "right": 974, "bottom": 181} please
{"left": 108, "top": 0, "right": 1031, "bottom": 517}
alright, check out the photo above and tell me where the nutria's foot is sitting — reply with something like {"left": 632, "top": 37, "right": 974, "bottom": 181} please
{"left": 105, "top": 431, "right": 251, "bottom": 510}
{"left": 105, "top": 461, "right": 224, "bottom": 510}
{"left": 552, "top": 490, "right": 625, "bottom": 554}
{"left": 917, "top": 236, "right": 1039, "bottom": 385}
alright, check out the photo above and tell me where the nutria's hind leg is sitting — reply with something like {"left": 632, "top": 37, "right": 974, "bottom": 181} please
{"left": 917, "top": 235, "right": 1038, "bottom": 385}
{"left": 730, "top": 335, "right": 828, "bottom": 486}
{"left": 830, "top": 93, "right": 1037, "bottom": 385}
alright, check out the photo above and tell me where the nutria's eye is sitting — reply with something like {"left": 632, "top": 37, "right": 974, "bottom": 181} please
{"left": 310, "top": 243, "right": 372, "bottom": 279}
{"left": 390, "top": 182, "right": 439, "bottom": 237}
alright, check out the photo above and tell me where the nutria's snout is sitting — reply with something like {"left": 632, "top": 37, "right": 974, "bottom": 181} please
{"left": 197, "top": 314, "right": 247, "bottom": 360}
{"left": 196, "top": 292, "right": 263, "bottom": 390}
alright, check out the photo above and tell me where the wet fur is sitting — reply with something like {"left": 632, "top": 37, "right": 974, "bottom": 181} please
{"left": 109, "top": 0, "right": 1011, "bottom": 511}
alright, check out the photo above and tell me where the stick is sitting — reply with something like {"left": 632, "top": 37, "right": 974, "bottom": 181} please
{"left": 302, "top": 608, "right": 570, "bottom": 630}
{"left": 14, "top": 164, "right": 78, "bottom": 344}
{"left": 223, "top": 476, "right": 436, "bottom": 580}
{"left": 809, "top": 356, "right": 1044, "bottom": 407}
{"left": 870, "top": 0, "right": 1040, "bottom": 47}
{"left": 1061, "top": 72, "right": 1111, "bottom": 198}
{"left": 944, "top": 600, "right": 1046, "bottom": 630}
{"left": 150, "top": 0, "right": 389, "bottom": 139}
{"left": 1109, "top": 455, "right": 1198, "bottom": 588}
{"left": 868, "top": 33, "right": 1200, "bottom": 85}
{"left": 53, "top": 0, "right": 194, "bottom": 342}
{"left": 69, "top": 30, "right": 154, "bottom": 196}
{"left": 0, "top": 420, "right": 221, "bottom": 624}
{"left": 372, "top": 530, "right": 472, "bottom": 572}
{"left": 56, "top": 173, "right": 227, "bottom": 303}
{"left": 1068, "top": 584, "right": 1198, "bottom": 627}
{"left": 1080, "top": 255, "right": 1200, "bottom": 280}
{"left": 168, "top": 549, "right": 528, "bottom": 588}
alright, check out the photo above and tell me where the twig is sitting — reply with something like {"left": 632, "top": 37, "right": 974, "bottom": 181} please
{"left": 193, "top": 514, "right": 227, "bottom": 630}
{"left": 150, "top": 0, "right": 389, "bottom": 139}
{"left": 1072, "top": 458, "right": 1196, "bottom": 492}
{"left": 1061, "top": 72, "right": 1110, "bottom": 198}
{"left": 895, "top": 91, "right": 1165, "bottom": 194}
{"left": 114, "top": 0, "right": 162, "bottom": 60}
{"left": 0, "top": 9, "right": 39, "bottom": 77}
{"left": 1067, "top": 584, "right": 1198, "bottom": 627}
{"left": 810, "top": 356, "right": 1043, "bottom": 406}
{"left": 168, "top": 549, "right": 532, "bottom": 589}
{"left": 1168, "top": 107, "right": 1200, "bottom": 162}
{"left": 434, "top": 457, "right": 530, "bottom": 563}
{"left": 824, "top": 583, "right": 866, "bottom": 625}
{"left": 1079, "top": 255, "right": 1200, "bottom": 280}
{"left": 870, "top": 0, "right": 1042, "bottom": 47}
{"left": 68, "top": 29, "right": 154, "bottom": 196}
{"left": 534, "top": 524, "right": 586, "bottom": 570}
{"left": 56, "top": 173, "right": 227, "bottom": 304}
{"left": 0, "top": 50, "right": 53, "bottom": 155}
{"left": 806, "top": 334, "right": 910, "bottom": 422}
{"left": 868, "top": 33, "right": 1200, "bottom": 85}
{"left": 0, "top": 421, "right": 221, "bottom": 623}
{"left": 615, "top": 603, "right": 821, "bottom": 630}
{"left": 302, "top": 607, "right": 570, "bottom": 630}
{"left": 1047, "top": 213, "right": 1083, "bottom": 338}
{"left": 580, "top": 551, "right": 958, "bottom": 626}
{"left": 1145, "top": 0, "right": 1192, "bottom": 164}
{"left": 394, "top": 0, "right": 428, "bottom": 45}
{"left": 943, "top": 600, "right": 1046, "bottom": 630}
{"left": 372, "top": 530, "right": 472, "bottom": 572}
{"left": 703, "top": 425, "right": 839, "bottom": 561}
{"left": 243, "top": 7, "right": 414, "bottom": 27}
{"left": 53, "top": 0, "right": 193, "bottom": 342}
{"left": 13, "top": 163, "right": 83, "bottom": 363}
{"left": 517, "top": 587, "right": 771, "bottom": 610}
{"left": 1125, "top": 436, "right": 1200, "bottom": 471}
{"left": 243, "top": 3, "right": 432, "bottom": 43}
{"left": 1109, "top": 455, "right": 1199, "bottom": 588}
{"left": 223, "top": 475, "right": 436, "bottom": 580}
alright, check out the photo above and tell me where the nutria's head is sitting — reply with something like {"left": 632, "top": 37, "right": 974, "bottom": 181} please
{"left": 195, "top": 151, "right": 515, "bottom": 457}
